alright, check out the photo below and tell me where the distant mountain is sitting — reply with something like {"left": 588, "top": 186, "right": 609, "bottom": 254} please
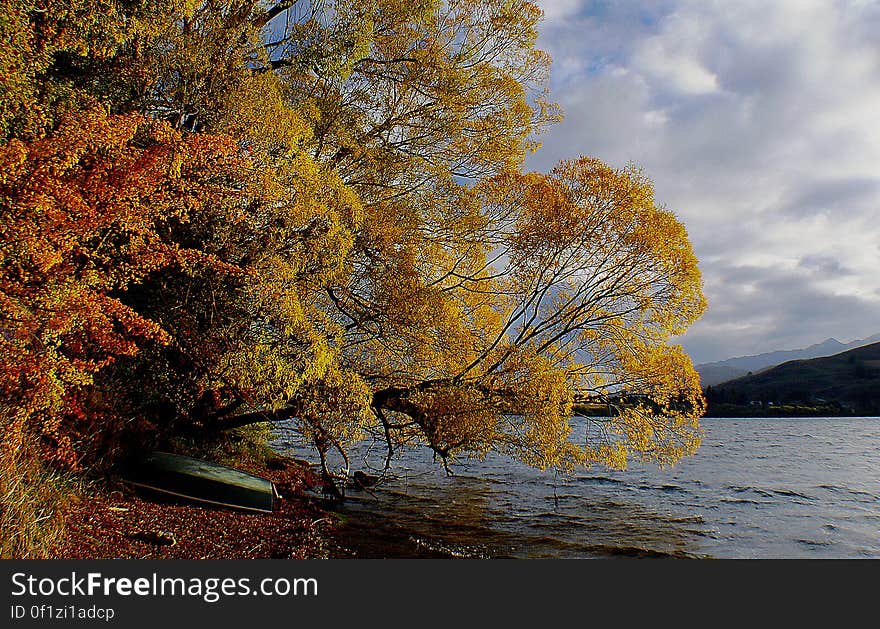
{"left": 696, "top": 333, "right": 880, "bottom": 386}
{"left": 705, "top": 342, "right": 880, "bottom": 416}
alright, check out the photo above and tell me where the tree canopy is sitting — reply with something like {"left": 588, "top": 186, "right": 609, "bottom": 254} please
{"left": 1, "top": 0, "right": 707, "bottom": 490}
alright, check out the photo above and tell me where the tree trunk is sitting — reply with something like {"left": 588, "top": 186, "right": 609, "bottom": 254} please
{"left": 205, "top": 405, "right": 301, "bottom": 432}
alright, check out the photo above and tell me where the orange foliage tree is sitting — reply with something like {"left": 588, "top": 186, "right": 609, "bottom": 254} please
{"left": 0, "top": 109, "right": 260, "bottom": 470}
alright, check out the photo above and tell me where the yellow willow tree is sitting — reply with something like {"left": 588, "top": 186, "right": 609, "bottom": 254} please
{"left": 113, "top": 1, "right": 706, "bottom": 479}
{"left": 206, "top": 1, "right": 706, "bottom": 478}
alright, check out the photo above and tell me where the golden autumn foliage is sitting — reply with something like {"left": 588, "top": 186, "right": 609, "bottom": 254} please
{"left": 1, "top": 0, "right": 708, "bottom": 508}
{"left": 365, "top": 158, "right": 707, "bottom": 473}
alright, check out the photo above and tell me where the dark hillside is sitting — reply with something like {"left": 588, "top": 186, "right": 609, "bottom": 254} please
{"left": 705, "top": 342, "right": 880, "bottom": 416}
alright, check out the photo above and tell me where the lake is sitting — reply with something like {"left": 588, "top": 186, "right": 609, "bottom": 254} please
{"left": 273, "top": 417, "right": 880, "bottom": 558}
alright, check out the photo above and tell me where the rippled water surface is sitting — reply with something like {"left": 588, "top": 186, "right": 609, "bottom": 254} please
{"left": 274, "top": 418, "right": 880, "bottom": 558}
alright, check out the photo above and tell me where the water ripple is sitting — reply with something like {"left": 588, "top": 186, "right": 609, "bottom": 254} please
{"left": 276, "top": 417, "right": 880, "bottom": 559}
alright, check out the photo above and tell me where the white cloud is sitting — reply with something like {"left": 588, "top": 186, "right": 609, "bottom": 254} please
{"left": 539, "top": 0, "right": 583, "bottom": 21}
{"left": 632, "top": 12, "right": 720, "bottom": 95}
{"left": 531, "top": 0, "right": 880, "bottom": 362}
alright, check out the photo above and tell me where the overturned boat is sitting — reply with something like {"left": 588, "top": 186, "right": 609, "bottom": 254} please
{"left": 127, "top": 451, "right": 278, "bottom": 513}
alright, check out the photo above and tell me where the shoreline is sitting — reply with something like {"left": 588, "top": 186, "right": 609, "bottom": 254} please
{"left": 51, "top": 454, "right": 343, "bottom": 560}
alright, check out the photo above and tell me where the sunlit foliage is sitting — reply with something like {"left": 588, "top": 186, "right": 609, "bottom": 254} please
{"left": 0, "top": 109, "right": 243, "bottom": 469}
{"left": 1, "top": 1, "right": 707, "bottom": 492}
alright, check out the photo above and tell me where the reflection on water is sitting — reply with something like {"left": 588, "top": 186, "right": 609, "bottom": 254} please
{"left": 273, "top": 418, "right": 880, "bottom": 558}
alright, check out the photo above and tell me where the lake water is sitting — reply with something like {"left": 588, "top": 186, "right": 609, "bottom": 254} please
{"left": 273, "top": 417, "right": 880, "bottom": 558}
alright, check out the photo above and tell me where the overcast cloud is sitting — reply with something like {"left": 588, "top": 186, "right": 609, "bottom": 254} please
{"left": 528, "top": 0, "right": 880, "bottom": 363}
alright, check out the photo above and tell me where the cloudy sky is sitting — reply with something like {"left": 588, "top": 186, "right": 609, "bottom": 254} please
{"left": 528, "top": 0, "right": 880, "bottom": 363}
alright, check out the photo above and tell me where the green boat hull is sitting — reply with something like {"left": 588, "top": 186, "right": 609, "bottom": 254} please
{"left": 128, "top": 452, "right": 277, "bottom": 513}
